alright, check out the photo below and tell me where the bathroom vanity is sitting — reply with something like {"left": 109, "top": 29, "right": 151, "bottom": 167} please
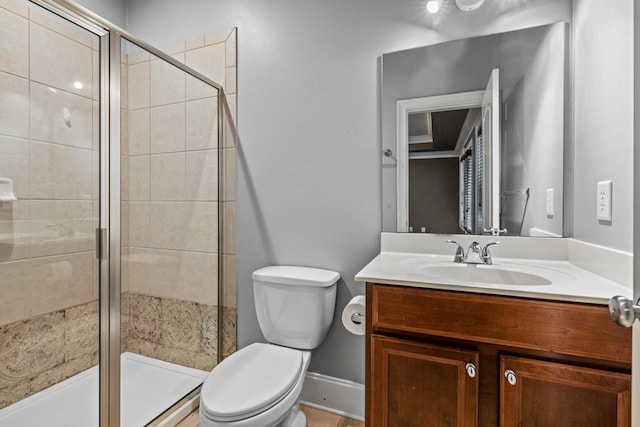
{"left": 356, "top": 235, "right": 633, "bottom": 427}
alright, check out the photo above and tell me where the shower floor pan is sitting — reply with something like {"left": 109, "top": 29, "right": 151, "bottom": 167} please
{"left": 0, "top": 352, "right": 208, "bottom": 427}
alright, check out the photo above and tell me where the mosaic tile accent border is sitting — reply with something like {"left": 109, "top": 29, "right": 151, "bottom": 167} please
{"left": 0, "top": 301, "right": 98, "bottom": 409}
{"left": 123, "top": 292, "right": 235, "bottom": 372}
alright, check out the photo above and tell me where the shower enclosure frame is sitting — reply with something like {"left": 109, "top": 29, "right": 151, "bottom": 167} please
{"left": 24, "top": 1, "right": 226, "bottom": 425}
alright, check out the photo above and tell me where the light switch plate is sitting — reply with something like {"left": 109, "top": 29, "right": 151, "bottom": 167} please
{"left": 546, "top": 188, "right": 554, "bottom": 217}
{"left": 597, "top": 180, "right": 612, "bottom": 221}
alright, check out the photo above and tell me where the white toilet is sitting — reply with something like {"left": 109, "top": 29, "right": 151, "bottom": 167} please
{"left": 199, "top": 265, "right": 340, "bottom": 427}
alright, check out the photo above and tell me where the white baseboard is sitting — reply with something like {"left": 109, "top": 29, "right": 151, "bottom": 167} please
{"left": 300, "top": 372, "right": 364, "bottom": 421}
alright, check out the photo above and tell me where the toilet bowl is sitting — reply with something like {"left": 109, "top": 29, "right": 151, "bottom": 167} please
{"left": 200, "top": 343, "right": 311, "bottom": 427}
{"left": 199, "top": 266, "right": 339, "bottom": 427}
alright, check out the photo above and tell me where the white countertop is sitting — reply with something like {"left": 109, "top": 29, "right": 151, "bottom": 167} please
{"left": 355, "top": 252, "right": 632, "bottom": 305}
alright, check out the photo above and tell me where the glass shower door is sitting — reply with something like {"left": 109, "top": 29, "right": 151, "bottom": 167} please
{"left": 0, "top": 0, "right": 102, "bottom": 425}
{"left": 119, "top": 37, "right": 221, "bottom": 426}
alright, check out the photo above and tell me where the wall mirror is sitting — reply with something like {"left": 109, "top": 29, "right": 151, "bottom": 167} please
{"left": 381, "top": 22, "right": 569, "bottom": 237}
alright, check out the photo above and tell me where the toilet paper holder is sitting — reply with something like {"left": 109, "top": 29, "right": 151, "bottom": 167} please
{"left": 351, "top": 313, "right": 365, "bottom": 325}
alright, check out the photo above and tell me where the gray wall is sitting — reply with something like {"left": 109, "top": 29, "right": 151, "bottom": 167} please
{"left": 120, "top": 0, "right": 573, "bottom": 384}
{"left": 573, "top": 0, "right": 634, "bottom": 252}
{"left": 75, "top": 0, "right": 127, "bottom": 28}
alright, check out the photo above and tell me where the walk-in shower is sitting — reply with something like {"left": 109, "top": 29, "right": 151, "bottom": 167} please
{"left": 0, "top": 0, "right": 232, "bottom": 425}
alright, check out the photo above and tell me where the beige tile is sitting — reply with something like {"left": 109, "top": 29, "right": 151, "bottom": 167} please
{"left": 29, "top": 6, "right": 95, "bottom": 49}
{"left": 65, "top": 301, "right": 98, "bottom": 360}
{"left": 161, "top": 298, "right": 201, "bottom": 351}
{"left": 0, "top": 311, "right": 66, "bottom": 382}
{"left": 132, "top": 248, "right": 218, "bottom": 305}
{"left": 30, "top": 252, "right": 94, "bottom": 317}
{"left": 129, "top": 155, "right": 150, "bottom": 201}
{"left": 121, "top": 155, "right": 130, "bottom": 202}
{"left": 29, "top": 359, "right": 63, "bottom": 393}
{"left": 0, "top": 135, "right": 29, "bottom": 198}
{"left": 225, "top": 66, "right": 237, "bottom": 94}
{"left": 29, "top": 200, "right": 95, "bottom": 257}
{"left": 0, "top": 7, "right": 28, "bottom": 78}
{"left": 199, "top": 303, "right": 217, "bottom": 357}
{"left": 92, "top": 49, "right": 99, "bottom": 101}
{"left": 225, "top": 31, "right": 237, "bottom": 67}
{"left": 223, "top": 202, "right": 236, "bottom": 254}
{"left": 150, "top": 57, "right": 185, "bottom": 106}
{"left": 30, "top": 141, "right": 93, "bottom": 200}
{"left": 128, "top": 202, "right": 150, "bottom": 247}
{"left": 223, "top": 254, "right": 237, "bottom": 308}
{"left": 128, "top": 108, "right": 150, "bottom": 155}
{"left": 128, "top": 293, "right": 161, "bottom": 343}
{"left": 93, "top": 101, "right": 100, "bottom": 151}
{"left": 301, "top": 405, "right": 342, "bottom": 427}
{"left": 150, "top": 153, "right": 186, "bottom": 201}
{"left": 120, "top": 62, "right": 129, "bottom": 110}
{"left": 221, "top": 307, "right": 236, "bottom": 359}
{"left": 0, "top": 259, "right": 31, "bottom": 326}
{"left": 0, "top": 0, "right": 28, "bottom": 18}
{"left": 185, "top": 35, "right": 205, "bottom": 51}
{"left": 121, "top": 201, "right": 129, "bottom": 247}
{"left": 58, "top": 352, "right": 95, "bottom": 380}
{"left": 0, "top": 379, "right": 30, "bottom": 409}
{"left": 30, "top": 81, "right": 94, "bottom": 149}
{"left": 186, "top": 97, "right": 218, "bottom": 151}
{"left": 160, "top": 40, "right": 186, "bottom": 55}
{"left": 148, "top": 202, "right": 218, "bottom": 252}
{"left": 150, "top": 103, "right": 185, "bottom": 153}
{"left": 128, "top": 61, "right": 150, "bottom": 110}
{"left": 0, "top": 71, "right": 29, "bottom": 138}
{"left": 156, "top": 344, "right": 215, "bottom": 369}
{"left": 127, "top": 45, "right": 150, "bottom": 65}
{"left": 186, "top": 150, "right": 217, "bottom": 201}
{"left": 127, "top": 338, "right": 157, "bottom": 358}
{"left": 120, "top": 108, "right": 129, "bottom": 155}
{"left": 205, "top": 30, "right": 232, "bottom": 46}
{"left": 185, "top": 43, "right": 226, "bottom": 88}
{"left": 223, "top": 94, "right": 237, "bottom": 148}
{"left": 0, "top": 201, "right": 30, "bottom": 262}
{"left": 30, "top": 23, "right": 93, "bottom": 97}
{"left": 223, "top": 148, "right": 237, "bottom": 201}
{"left": 186, "top": 74, "right": 219, "bottom": 101}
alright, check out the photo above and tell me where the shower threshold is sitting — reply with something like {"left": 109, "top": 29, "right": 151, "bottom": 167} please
{"left": 0, "top": 352, "right": 208, "bottom": 427}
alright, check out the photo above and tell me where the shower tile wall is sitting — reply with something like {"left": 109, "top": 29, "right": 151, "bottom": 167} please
{"left": 121, "top": 29, "right": 237, "bottom": 370}
{"left": 0, "top": 0, "right": 99, "bottom": 408}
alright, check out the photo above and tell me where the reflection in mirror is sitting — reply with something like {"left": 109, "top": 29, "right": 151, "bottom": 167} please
{"left": 382, "top": 22, "right": 569, "bottom": 237}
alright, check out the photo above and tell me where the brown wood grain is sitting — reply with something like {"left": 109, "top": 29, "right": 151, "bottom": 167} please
{"left": 371, "top": 284, "right": 631, "bottom": 364}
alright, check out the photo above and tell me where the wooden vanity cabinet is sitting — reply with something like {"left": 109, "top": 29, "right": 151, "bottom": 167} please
{"left": 365, "top": 283, "right": 632, "bottom": 427}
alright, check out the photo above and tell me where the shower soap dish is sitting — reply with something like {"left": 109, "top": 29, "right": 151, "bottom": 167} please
{"left": 0, "top": 178, "right": 17, "bottom": 202}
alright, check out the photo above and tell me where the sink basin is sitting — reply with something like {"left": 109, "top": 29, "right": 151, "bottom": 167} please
{"left": 420, "top": 264, "right": 552, "bottom": 286}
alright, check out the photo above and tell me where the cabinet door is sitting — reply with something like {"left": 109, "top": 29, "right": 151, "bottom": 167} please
{"left": 500, "top": 355, "right": 631, "bottom": 427}
{"left": 371, "top": 335, "right": 479, "bottom": 427}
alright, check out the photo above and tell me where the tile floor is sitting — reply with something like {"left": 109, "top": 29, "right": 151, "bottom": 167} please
{"left": 176, "top": 404, "right": 364, "bottom": 427}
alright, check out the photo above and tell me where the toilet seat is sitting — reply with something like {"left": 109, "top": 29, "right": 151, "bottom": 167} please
{"left": 200, "top": 343, "right": 303, "bottom": 422}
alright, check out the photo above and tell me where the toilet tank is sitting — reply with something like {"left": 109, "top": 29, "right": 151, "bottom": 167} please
{"left": 252, "top": 266, "right": 339, "bottom": 350}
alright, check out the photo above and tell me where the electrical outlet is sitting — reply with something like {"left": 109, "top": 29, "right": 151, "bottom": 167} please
{"left": 597, "top": 180, "right": 612, "bottom": 221}
{"left": 546, "top": 188, "right": 554, "bottom": 217}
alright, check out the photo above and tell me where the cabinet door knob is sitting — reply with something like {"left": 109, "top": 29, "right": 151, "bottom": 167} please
{"left": 504, "top": 369, "right": 517, "bottom": 386}
{"left": 465, "top": 362, "right": 477, "bottom": 378}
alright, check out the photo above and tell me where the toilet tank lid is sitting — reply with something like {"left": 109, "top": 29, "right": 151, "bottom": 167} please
{"left": 253, "top": 266, "right": 340, "bottom": 287}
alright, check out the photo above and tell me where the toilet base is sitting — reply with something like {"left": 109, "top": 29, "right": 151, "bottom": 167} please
{"left": 279, "top": 404, "right": 306, "bottom": 427}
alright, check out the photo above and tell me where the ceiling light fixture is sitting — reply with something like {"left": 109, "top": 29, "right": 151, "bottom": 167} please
{"left": 426, "top": 0, "right": 440, "bottom": 14}
{"left": 455, "top": 0, "right": 485, "bottom": 12}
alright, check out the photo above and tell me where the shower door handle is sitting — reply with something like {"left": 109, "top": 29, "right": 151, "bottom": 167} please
{"left": 96, "top": 228, "right": 107, "bottom": 260}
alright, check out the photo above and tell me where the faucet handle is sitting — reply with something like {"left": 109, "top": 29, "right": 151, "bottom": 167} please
{"left": 481, "top": 241, "right": 501, "bottom": 264}
{"left": 446, "top": 240, "right": 465, "bottom": 263}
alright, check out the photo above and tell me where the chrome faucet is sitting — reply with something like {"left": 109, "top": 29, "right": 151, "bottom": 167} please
{"left": 446, "top": 240, "right": 500, "bottom": 265}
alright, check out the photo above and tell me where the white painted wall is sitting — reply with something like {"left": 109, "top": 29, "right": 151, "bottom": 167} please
{"left": 120, "top": 0, "right": 574, "bottom": 384}
{"left": 573, "top": 0, "right": 634, "bottom": 252}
